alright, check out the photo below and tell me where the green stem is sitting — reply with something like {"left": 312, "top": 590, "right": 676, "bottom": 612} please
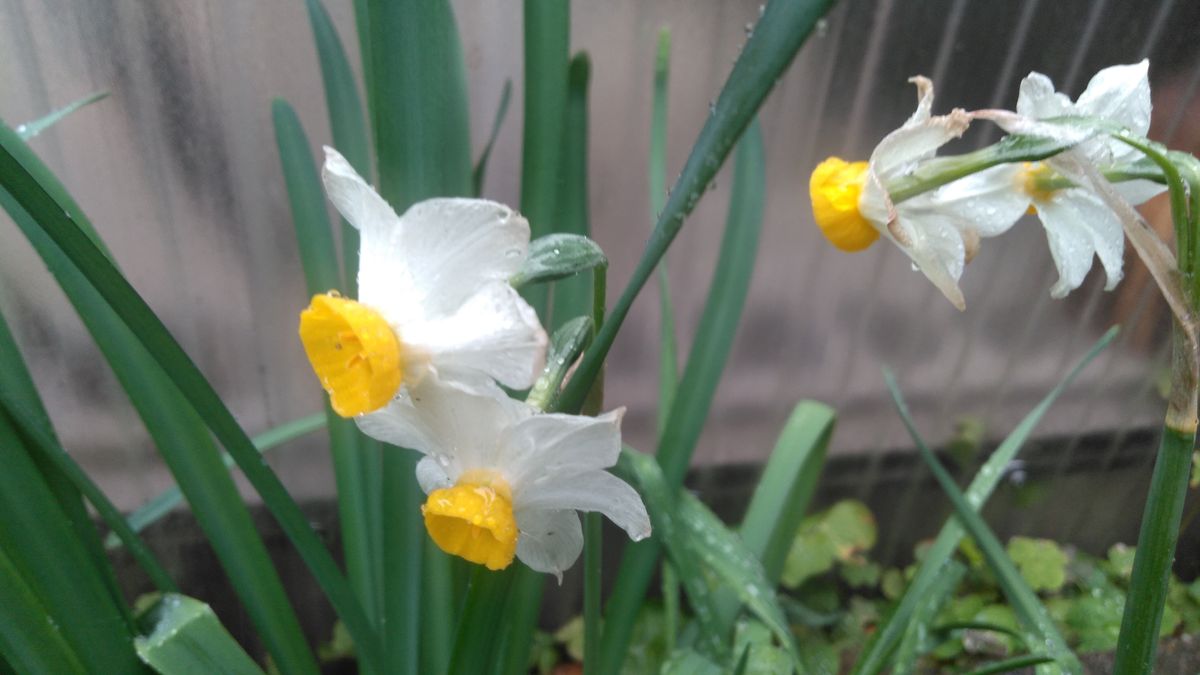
{"left": 1114, "top": 413, "right": 1196, "bottom": 672}
{"left": 447, "top": 568, "right": 513, "bottom": 675}
{"left": 662, "top": 562, "right": 680, "bottom": 654}
{"left": 583, "top": 513, "right": 602, "bottom": 673}
{"left": 583, "top": 266, "right": 606, "bottom": 674}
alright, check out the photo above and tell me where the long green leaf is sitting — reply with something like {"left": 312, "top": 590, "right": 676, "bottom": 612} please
{"left": 517, "top": 0, "right": 571, "bottom": 319}
{"left": 893, "top": 561, "right": 966, "bottom": 675}
{"left": 884, "top": 371, "right": 1080, "bottom": 674}
{"left": 0, "top": 410, "right": 140, "bottom": 673}
{"left": 0, "top": 544, "right": 86, "bottom": 674}
{"left": 110, "top": 413, "right": 326, "bottom": 546}
{"left": 135, "top": 595, "right": 265, "bottom": 675}
{"left": 713, "top": 401, "right": 835, "bottom": 633}
{"left": 299, "top": 0, "right": 371, "bottom": 295}
{"left": 446, "top": 568, "right": 514, "bottom": 675}
{"left": 558, "top": 0, "right": 835, "bottom": 415}
{"left": 368, "top": 0, "right": 471, "bottom": 208}
{"left": 738, "top": 401, "right": 835, "bottom": 583}
{"left": 0, "top": 305, "right": 125, "bottom": 610}
{"left": 273, "top": 97, "right": 383, "bottom": 646}
{"left": 549, "top": 53, "right": 593, "bottom": 331}
{"left": 16, "top": 91, "right": 109, "bottom": 140}
{"left": 853, "top": 327, "right": 1116, "bottom": 674}
{"left": 298, "top": 6, "right": 387, "bottom": 642}
{"left": 0, "top": 393, "right": 176, "bottom": 592}
{"left": 0, "top": 121, "right": 360, "bottom": 675}
{"left": 623, "top": 451, "right": 727, "bottom": 660}
{"left": 649, "top": 27, "right": 678, "bottom": 437}
{"left": 964, "top": 655, "right": 1056, "bottom": 675}
{"left": 473, "top": 79, "right": 513, "bottom": 197}
{"left": 597, "top": 119, "right": 766, "bottom": 675}
{"left": 366, "top": 2, "right": 474, "bottom": 671}
{"left": 624, "top": 449, "right": 803, "bottom": 672}
{"left": 495, "top": 6, "right": 574, "bottom": 672}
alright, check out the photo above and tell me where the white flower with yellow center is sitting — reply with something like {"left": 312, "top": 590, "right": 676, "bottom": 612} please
{"left": 298, "top": 148, "right": 548, "bottom": 417}
{"left": 946, "top": 60, "right": 1164, "bottom": 298}
{"left": 356, "top": 379, "right": 650, "bottom": 579}
{"left": 810, "top": 78, "right": 1018, "bottom": 310}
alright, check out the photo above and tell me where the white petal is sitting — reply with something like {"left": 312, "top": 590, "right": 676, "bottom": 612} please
{"left": 355, "top": 378, "right": 532, "bottom": 477}
{"left": 514, "top": 509, "right": 583, "bottom": 583}
{"left": 902, "top": 75, "right": 935, "bottom": 126}
{"left": 1035, "top": 188, "right": 1125, "bottom": 297}
{"left": 404, "top": 283, "right": 548, "bottom": 390}
{"left": 398, "top": 198, "right": 531, "bottom": 317}
{"left": 881, "top": 206, "right": 968, "bottom": 310}
{"left": 870, "top": 111, "right": 971, "bottom": 177}
{"left": 1076, "top": 60, "right": 1151, "bottom": 136}
{"left": 415, "top": 455, "right": 453, "bottom": 494}
{"left": 1113, "top": 178, "right": 1167, "bottom": 205}
{"left": 322, "top": 146, "right": 402, "bottom": 237}
{"left": 1016, "top": 72, "right": 1075, "bottom": 119}
{"left": 513, "top": 470, "right": 651, "bottom": 542}
{"left": 501, "top": 408, "right": 625, "bottom": 494}
{"left": 926, "top": 165, "right": 1029, "bottom": 237}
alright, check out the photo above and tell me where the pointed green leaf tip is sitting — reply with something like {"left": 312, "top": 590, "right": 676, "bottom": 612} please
{"left": 511, "top": 233, "right": 607, "bottom": 288}
{"left": 135, "top": 594, "right": 265, "bottom": 675}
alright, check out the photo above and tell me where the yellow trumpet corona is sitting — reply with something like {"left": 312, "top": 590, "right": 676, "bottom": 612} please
{"left": 422, "top": 470, "right": 518, "bottom": 571}
{"left": 809, "top": 157, "right": 879, "bottom": 252}
{"left": 298, "top": 293, "right": 403, "bottom": 417}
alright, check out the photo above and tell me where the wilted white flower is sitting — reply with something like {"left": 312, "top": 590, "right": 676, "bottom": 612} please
{"left": 298, "top": 147, "right": 547, "bottom": 417}
{"left": 810, "top": 78, "right": 1019, "bottom": 310}
{"left": 942, "top": 60, "right": 1164, "bottom": 298}
{"left": 357, "top": 380, "right": 651, "bottom": 580}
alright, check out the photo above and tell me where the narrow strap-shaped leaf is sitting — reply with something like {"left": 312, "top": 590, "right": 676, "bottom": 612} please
{"left": 623, "top": 451, "right": 728, "bottom": 661}
{"left": 558, "top": 0, "right": 835, "bottom": 414}
{"left": 302, "top": 0, "right": 370, "bottom": 179}
{"left": 597, "top": 120, "right": 766, "bottom": 675}
{"left": 446, "top": 567, "right": 514, "bottom": 675}
{"left": 0, "top": 393, "right": 176, "bottom": 592}
{"left": 0, "top": 306, "right": 125, "bottom": 611}
{"left": 135, "top": 595, "right": 265, "bottom": 675}
{"left": 473, "top": 79, "right": 513, "bottom": 197}
{"left": 853, "top": 327, "right": 1116, "bottom": 674}
{"left": 963, "top": 655, "right": 1056, "bottom": 675}
{"left": 649, "top": 28, "right": 678, "bottom": 437}
{"left": 0, "top": 121, "right": 366, "bottom": 674}
{"left": 738, "top": 401, "right": 835, "bottom": 583}
{"left": 495, "top": 33, "right": 580, "bottom": 675}
{"left": 110, "top": 413, "right": 326, "bottom": 545}
{"left": 892, "top": 561, "right": 966, "bottom": 675}
{"left": 713, "top": 400, "right": 835, "bottom": 633}
{"left": 366, "top": 2, "right": 474, "bottom": 670}
{"left": 517, "top": 0, "right": 570, "bottom": 318}
{"left": 549, "top": 53, "right": 593, "bottom": 330}
{"left": 16, "top": 91, "right": 109, "bottom": 140}
{"left": 368, "top": 0, "right": 471, "bottom": 208}
{"left": 274, "top": 97, "right": 383, "bottom": 642}
{"left": 0, "top": 544, "right": 86, "bottom": 674}
{"left": 884, "top": 371, "right": 1080, "bottom": 674}
{"left": 0, "top": 410, "right": 141, "bottom": 673}
{"left": 299, "top": 0, "right": 371, "bottom": 296}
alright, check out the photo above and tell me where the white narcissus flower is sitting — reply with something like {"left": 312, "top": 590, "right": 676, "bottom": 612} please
{"left": 357, "top": 380, "right": 651, "bottom": 580}
{"left": 810, "top": 78, "right": 1020, "bottom": 310}
{"left": 939, "top": 60, "right": 1165, "bottom": 298}
{"left": 298, "top": 147, "right": 548, "bottom": 417}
